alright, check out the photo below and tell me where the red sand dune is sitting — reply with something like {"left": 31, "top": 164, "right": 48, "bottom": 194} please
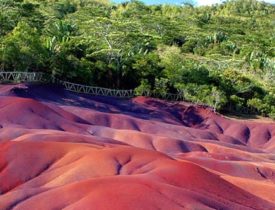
{"left": 0, "top": 83, "right": 275, "bottom": 210}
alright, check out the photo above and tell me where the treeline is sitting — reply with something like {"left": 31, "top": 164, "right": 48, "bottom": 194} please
{"left": 0, "top": 0, "right": 274, "bottom": 118}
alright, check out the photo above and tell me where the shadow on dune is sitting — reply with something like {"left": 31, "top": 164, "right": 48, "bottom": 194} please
{"left": 3, "top": 84, "right": 205, "bottom": 127}
{"left": 0, "top": 83, "right": 275, "bottom": 209}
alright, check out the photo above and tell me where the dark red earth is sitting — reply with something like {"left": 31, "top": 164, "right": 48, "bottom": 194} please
{"left": 0, "top": 83, "right": 274, "bottom": 210}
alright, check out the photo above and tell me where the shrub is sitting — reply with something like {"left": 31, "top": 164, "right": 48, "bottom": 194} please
{"left": 135, "top": 79, "right": 151, "bottom": 96}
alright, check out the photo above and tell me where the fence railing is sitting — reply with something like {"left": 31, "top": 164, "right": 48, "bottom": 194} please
{"left": 56, "top": 79, "right": 135, "bottom": 98}
{"left": 148, "top": 92, "right": 184, "bottom": 101}
{"left": 0, "top": 72, "right": 45, "bottom": 83}
{"left": 0, "top": 71, "right": 184, "bottom": 100}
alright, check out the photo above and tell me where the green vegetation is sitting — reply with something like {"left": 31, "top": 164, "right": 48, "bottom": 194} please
{"left": 0, "top": 0, "right": 274, "bottom": 117}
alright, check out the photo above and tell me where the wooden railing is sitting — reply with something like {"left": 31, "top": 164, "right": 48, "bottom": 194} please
{"left": 0, "top": 71, "right": 184, "bottom": 100}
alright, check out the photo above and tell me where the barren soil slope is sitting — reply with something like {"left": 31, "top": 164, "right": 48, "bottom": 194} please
{"left": 0, "top": 84, "right": 275, "bottom": 210}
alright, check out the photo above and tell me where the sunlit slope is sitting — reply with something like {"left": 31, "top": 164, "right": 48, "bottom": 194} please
{"left": 0, "top": 84, "right": 274, "bottom": 210}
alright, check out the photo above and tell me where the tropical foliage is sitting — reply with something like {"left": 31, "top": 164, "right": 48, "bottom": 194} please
{"left": 0, "top": 0, "right": 274, "bottom": 117}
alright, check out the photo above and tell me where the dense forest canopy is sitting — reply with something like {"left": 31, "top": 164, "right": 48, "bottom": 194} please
{"left": 0, "top": 0, "right": 274, "bottom": 117}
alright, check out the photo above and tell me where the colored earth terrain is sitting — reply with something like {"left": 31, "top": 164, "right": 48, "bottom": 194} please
{"left": 0, "top": 84, "right": 274, "bottom": 210}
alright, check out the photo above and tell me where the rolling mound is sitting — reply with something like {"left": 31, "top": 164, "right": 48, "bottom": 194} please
{"left": 0, "top": 83, "right": 275, "bottom": 210}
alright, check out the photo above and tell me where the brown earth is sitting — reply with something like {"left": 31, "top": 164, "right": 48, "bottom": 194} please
{"left": 0, "top": 83, "right": 274, "bottom": 210}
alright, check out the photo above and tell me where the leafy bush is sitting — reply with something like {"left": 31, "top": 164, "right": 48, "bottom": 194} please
{"left": 135, "top": 79, "right": 151, "bottom": 96}
{"left": 269, "top": 107, "right": 275, "bottom": 120}
{"left": 178, "top": 84, "right": 227, "bottom": 111}
{"left": 154, "top": 78, "right": 169, "bottom": 96}
{"left": 0, "top": 0, "right": 274, "bottom": 118}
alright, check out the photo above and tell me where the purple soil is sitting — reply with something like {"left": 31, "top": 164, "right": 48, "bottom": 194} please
{"left": 0, "top": 83, "right": 275, "bottom": 210}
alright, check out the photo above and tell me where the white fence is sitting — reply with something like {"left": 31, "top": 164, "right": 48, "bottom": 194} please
{"left": 0, "top": 71, "right": 183, "bottom": 100}
{"left": 0, "top": 72, "right": 45, "bottom": 82}
{"left": 57, "top": 79, "right": 135, "bottom": 98}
